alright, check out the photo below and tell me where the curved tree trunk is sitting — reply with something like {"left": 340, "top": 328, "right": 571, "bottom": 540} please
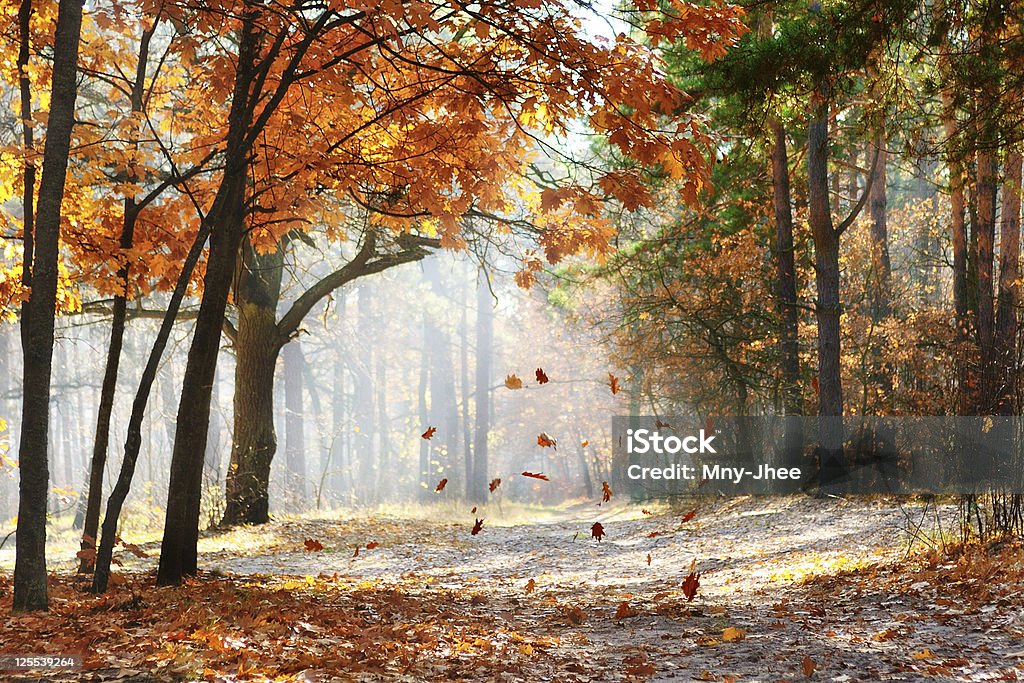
{"left": 222, "top": 240, "right": 285, "bottom": 526}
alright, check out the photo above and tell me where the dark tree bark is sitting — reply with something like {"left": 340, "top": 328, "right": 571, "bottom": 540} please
{"left": 14, "top": 0, "right": 83, "bottom": 612}
{"left": 17, "top": 0, "right": 36, "bottom": 351}
{"left": 807, "top": 85, "right": 843, "bottom": 419}
{"left": 158, "top": 6, "right": 262, "bottom": 584}
{"left": 995, "top": 151, "right": 1022, "bottom": 414}
{"left": 769, "top": 120, "right": 802, "bottom": 417}
{"left": 222, "top": 240, "right": 285, "bottom": 526}
{"left": 471, "top": 272, "right": 492, "bottom": 502}
{"left": 975, "top": 147, "right": 998, "bottom": 412}
{"left": 79, "top": 21, "right": 156, "bottom": 574}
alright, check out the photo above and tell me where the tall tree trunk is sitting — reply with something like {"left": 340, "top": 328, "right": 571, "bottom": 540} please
{"left": 283, "top": 341, "right": 306, "bottom": 498}
{"left": 769, "top": 120, "right": 801, "bottom": 416}
{"left": 807, "top": 85, "right": 843, "bottom": 418}
{"left": 975, "top": 147, "right": 998, "bottom": 412}
{"left": 18, "top": 0, "right": 35, "bottom": 351}
{"left": 471, "top": 273, "right": 492, "bottom": 502}
{"left": 158, "top": 8, "right": 261, "bottom": 584}
{"left": 995, "top": 151, "right": 1022, "bottom": 414}
{"left": 79, "top": 21, "right": 156, "bottom": 573}
{"left": 92, "top": 205, "right": 214, "bottom": 593}
{"left": 222, "top": 240, "right": 285, "bottom": 526}
{"left": 14, "top": 0, "right": 83, "bottom": 612}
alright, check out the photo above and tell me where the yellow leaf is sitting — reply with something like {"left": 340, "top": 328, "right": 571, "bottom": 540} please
{"left": 911, "top": 649, "right": 932, "bottom": 661}
{"left": 721, "top": 627, "right": 746, "bottom": 642}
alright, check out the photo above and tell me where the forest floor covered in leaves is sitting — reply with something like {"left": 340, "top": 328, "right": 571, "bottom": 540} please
{"left": 2, "top": 496, "right": 1024, "bottom": 682}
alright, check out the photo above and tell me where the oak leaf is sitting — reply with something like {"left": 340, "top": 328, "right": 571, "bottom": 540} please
{"left": 471, "top": 518, "right": 484, "bottom": 535}
{"left": 304, "top": 539, "right": 324, "bottom": 552}
{"left": 535, "top": 367, "right": 549, "bottom": 384}
{"left": 601, "top": 481, "right": 613, "bottom": 503}
{"left": 422, "top": 426, "right": 437, "bottom": 439}
{"left": 504, "top": 374, "right": 523, "bottom": 390}
{"left": 609, "top": 373, "right": 621, "bottom": 394}
{"left": 681, "top": 509, "right": 697, "bottom": 524}
{"left": 591, "top": 522, "right": 605, "bottom": 541}
{"left": 525, "top": 578, "right": 536, "bottom": 594}
{"left": 537, "top": 432, "right": 557, "bottom": 449}
{"left": 489, "top": 477, "right": 502, "bottom": 492}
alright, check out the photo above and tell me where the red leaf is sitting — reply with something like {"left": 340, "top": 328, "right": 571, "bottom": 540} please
{"left": 489, "top": 477, "right": 502, "bottom": 492}
{"left": 682, "top": 559, "right": 701, "bottom": 601}
{"left": 681, "top": 509, "right": 696, "bottom": 524}
{"left": 366, "top": 542, "right": 379, "bottom": 550}
{"left": 521, "top": 471, "right": 550, "bottom": 481}
{"left": 304, "top": 538, "right": 324, "bottom": 552}
{"left": 537, "top": 432, "right": 557, "bottom": 449}
{"left": 353, "top": 545, "right": 360, "bottom": 558}
{"left": 435, "top": 478, "right": 448, "bottom": 492}
{"left": 601, "top": 481, "right": 613, "bottom": 503}
{"left": 535, "top": 367, "right": 549, "bottom": 384}
{"left": 422, "top": 426, "right": 437, "bottom": 439}
{"left": 609, "top": 373, "right": 621, "bottom": 394}
{"left": 591, "top": 522, "right": 605, "bottom": 542}
{"left": 613, "top": 601, "right": 636, "bottom": 619}
{"left": 471, "top": 518, "right": 484, "bottom": 535}
{"left": 647, "top": 552, "right": 652, "bottom": 566}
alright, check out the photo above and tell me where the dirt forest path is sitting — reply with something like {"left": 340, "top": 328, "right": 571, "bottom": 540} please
{"left": 5, "top": 496, "right": 1024, "bottom": 682}
{"left": 194, "top": 496, "right": 1022, "bottom": 681}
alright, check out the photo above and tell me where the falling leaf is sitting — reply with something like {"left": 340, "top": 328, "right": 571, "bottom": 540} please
{"left": 522, "top": 471, "right": 550, "bottom": 481}
{"left": 537, "top": 432, "right": 557, "bottom": 449}
{"left": 421, "top": 426, "right": 436, "bottom": 439}
{"left": 802, "top": 655, "right": 817, "bottom": 677}
{"left": 366, "top": 542, "right": 379, "bottom": 550}
{"left": 535, "top": 367, "right": 549, "bottom": 384}
{"left": 581, "top": 439, "right": 589, "bottom": 448}
{"left": 471, "top": 518, "right": 484, "bottom": 535}
{"left": 353, "top": 545, "right": 360, "bottom": 558}
{"left": 470, "top": 506, "right": 477, "bottom": 514}
{"left": 504, "top": 373, "right": 523, "bottom": 390}
{"left": 591, "top": 522, "right": 605, "bottom": 541}
{"left": 681, "top": 509, "right": 697, "bottom": 524}
{"left": 601, "top": 481, "right": 613, "bottom": 503}
{"left": 613, "top": 601, "right": 637, "bottom": 619}
{"left": 304, "top": 539, "right": 324, "bottom": 552}
{"left": 489, "top": 477, "right": 502, "bottom": 492}
{"left": 525, "top": 578, "right": 536, "bottom": 594}
{"left": 646, "top": 552, "right": 652, "bottom": 566}
{"left": 609, "top": 372, "right": 620, "bottom": 394}
{"left": 435, "top": 478, "right": 448, "bottom": 492}
{"left": 722, "top": 626, "right": 746, "bottom": 642}
{"left": 682, "top": 559, "right": 701, "bottom": 601}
